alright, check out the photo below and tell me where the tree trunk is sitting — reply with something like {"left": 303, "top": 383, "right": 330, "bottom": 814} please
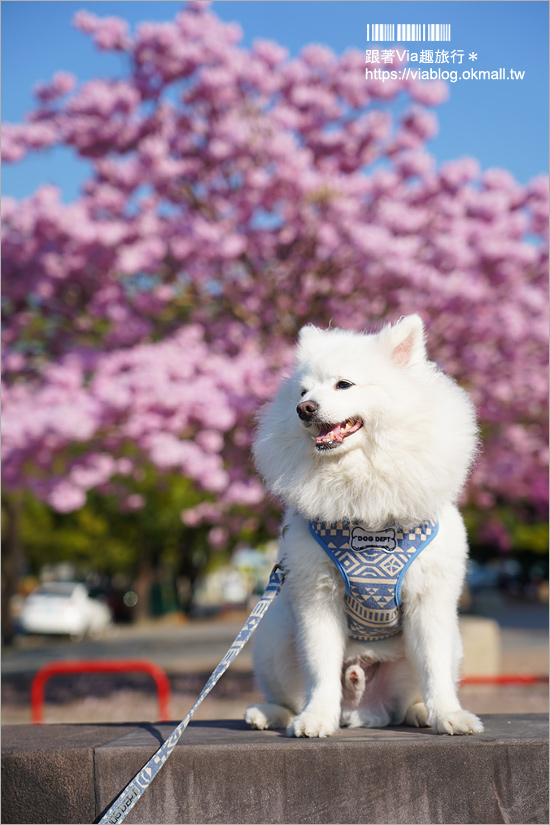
{"left": 132, "top": 544, "right": 154, "bottom": 623}
{"left": 177, "top": 530, "right": 208, "bottom": 614}
{"left": 2, "top": 494, "right": 23, "bottom": 645}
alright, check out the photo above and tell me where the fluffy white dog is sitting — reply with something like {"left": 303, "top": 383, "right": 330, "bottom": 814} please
{"left": 245, "top": 315, "right": 484, "bottom": 737}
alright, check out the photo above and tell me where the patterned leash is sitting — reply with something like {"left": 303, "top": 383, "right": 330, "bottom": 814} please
{"left": 98, "top": 564, "right": 285, "bottom": 825}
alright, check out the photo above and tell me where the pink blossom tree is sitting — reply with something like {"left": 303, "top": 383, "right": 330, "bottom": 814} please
{"left": 2, "top": 2, "right": 548, "bottom": 622}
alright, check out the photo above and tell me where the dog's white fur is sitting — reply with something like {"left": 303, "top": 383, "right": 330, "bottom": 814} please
{"left": 245, "top": 315, "right": 484, "bottom": 737}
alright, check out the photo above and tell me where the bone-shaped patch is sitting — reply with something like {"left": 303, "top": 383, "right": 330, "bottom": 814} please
{"left": 350, "top": 526, "right": 396, "bottom": 553}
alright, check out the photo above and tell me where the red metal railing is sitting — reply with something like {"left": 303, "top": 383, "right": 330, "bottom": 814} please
{"left": 31, "top": 659, "right": 171, "bottom": 724}
{"left": 461, "top": 674, "right": 548, "bottom": 686}
{"left": 29, "top": 660, "right": 547, "bottom": 723}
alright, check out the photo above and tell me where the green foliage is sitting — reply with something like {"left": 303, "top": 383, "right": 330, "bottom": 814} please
{"left": 4, "top": 469, "right": 225, "bottom": 581}
{"left": 464, "top": 503, "right": 548, "bottom": 561}
{"left": 13, "top": 492, "right": 133, "bottom": 575}
{"left": 512, "top": 520, "right": 549, "bottom": 555}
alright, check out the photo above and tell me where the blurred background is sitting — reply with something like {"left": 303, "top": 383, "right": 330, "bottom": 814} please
{"left": 2, "top": 1, "right": 548, "bottom": 724}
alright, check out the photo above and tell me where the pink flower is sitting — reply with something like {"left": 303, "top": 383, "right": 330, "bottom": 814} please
{"left": 0, "top": 1, "right": 547, "bottom": 548}
{"left": 408, "top": 80, "right": 449, "bottom": 106}
{"left": 196, "top": 430, "right": 225, "bottom": 453}
{"left": 34, "top": 71, "right": 76, "bottom": 102}
{"left": 300, "top": 44, "right": 335, "bottom": 69}
{"left": 125, "top": 494, "right": 145, "bottom": 510}
{"left": 439, "top": 157, "right": 480, "bottom": 189}
{"left": 208, "top": 526, "right": 229, "bottom": 549}
{"left": 47, "top": 481, "right": 87, "bottom": 513}
{"left": 253, "top": 39, "right": 288, "bottom": 68}
{"left": 73, "top": 11, "right": 130, "bottom": 51}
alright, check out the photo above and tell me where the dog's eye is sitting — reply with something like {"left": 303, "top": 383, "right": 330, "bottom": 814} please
{"left": 300, "top": 389, "right": 307, "bottom": 397}
{"left": 335, "top": 380, "right": 354, "bottom": 390}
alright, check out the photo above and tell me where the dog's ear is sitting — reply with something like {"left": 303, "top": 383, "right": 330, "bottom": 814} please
{"left": 296, "top": 324, "right": 325, "bottom": 362}
{"left": 380, "top": 314, "right": 427, "bottom": 367}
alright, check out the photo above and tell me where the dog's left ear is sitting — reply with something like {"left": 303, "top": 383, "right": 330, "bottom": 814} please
{"left": 380, "top": 314, "right": 427, "bottom": 367}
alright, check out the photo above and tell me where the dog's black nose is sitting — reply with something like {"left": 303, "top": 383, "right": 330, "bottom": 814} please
{"left": 296, "top": 400, "right": 319, "bottom": 421}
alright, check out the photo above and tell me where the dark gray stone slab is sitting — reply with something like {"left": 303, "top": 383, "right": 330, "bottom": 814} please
{"left": 2, "top": 716, "right": 548, "bottom": 824}
{"left": 1, "top": 724, "right": 145, "bottom": 825}
{"left": 94, "top": 716, "right": 549, "bottom": 825}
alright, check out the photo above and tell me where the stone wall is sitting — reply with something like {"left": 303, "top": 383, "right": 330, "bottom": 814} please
{"left": 2, "top": 715, "right": 548, "bottom": 824}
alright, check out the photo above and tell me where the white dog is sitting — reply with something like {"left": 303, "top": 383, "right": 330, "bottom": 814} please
{"left": 245, "top": 315, "right": 484, "bottom": 737}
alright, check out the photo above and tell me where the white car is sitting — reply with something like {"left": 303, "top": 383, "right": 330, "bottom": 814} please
{"left": 20, "top": 582, "right": 112, "bottom": 639}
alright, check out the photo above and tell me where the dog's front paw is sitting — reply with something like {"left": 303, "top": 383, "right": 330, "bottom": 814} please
{"left": 432, "top": 708, "right": 484, "bottom": 735}
{"left": 287, "top": 708, "right": 339, "bottom": 738}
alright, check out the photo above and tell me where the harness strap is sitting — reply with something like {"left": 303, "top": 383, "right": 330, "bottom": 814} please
{"left": 98, "top": 564, "right": 286, "bottom": 825}
{"left": 309, "top": 519, "right": 439, "bottom": 642}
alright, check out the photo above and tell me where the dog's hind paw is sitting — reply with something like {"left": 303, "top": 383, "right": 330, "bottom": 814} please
{"left": 405, "top": 701, "right": 429, "bottom": 728}
{"left": 432, "top": 708, "right": 484, "bottom": 735}
{"left": 340, "top": 709, "right": 362, "bottom": 728}
{"left": 244, "top": 703, "right": 294, "bottom": 731}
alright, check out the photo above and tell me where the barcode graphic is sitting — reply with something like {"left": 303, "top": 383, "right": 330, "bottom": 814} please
{"left": 367, "top": 24, "right": 451, "bottom": 42}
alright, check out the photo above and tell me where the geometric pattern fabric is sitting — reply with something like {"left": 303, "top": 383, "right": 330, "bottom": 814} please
{"left": 309, "top": 519, "right": 439, "bottom": 642}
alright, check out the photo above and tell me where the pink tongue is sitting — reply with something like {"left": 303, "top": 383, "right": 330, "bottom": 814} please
{"left": 316, "top": 423, "right": 343, "bottom": 443}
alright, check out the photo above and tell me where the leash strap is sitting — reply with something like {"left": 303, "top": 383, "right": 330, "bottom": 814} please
{"left": 98, "top": 564, "right": 285, "bottom": 824}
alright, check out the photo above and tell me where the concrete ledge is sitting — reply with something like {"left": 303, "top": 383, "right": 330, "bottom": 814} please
{"left": 2, "top": 715, "right": 548, "bottom": 824}
{"left": 459, "top": 616, "right": 501, "bottom": 676}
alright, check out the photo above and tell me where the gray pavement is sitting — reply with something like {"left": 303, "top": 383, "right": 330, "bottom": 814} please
{"left": 3, "top": 591, "right": 548, "bottom": 678}
{"left": 2, "top": 613, "right": 255, "bottom": 677}
{"left": 2, "top": 592, "right": 547, "bottom": 725}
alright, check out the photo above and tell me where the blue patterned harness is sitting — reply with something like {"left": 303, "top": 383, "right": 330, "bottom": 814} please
{"left": 309, "top": 519, "right": 439, "bottom": 642}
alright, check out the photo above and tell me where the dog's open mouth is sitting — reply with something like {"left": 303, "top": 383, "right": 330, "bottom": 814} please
{"left": 312, "top": 417, "right": 364, "bottom": 450}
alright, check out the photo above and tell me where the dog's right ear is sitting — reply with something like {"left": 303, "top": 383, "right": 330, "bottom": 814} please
{"left": 379, "top": 314, "right": 427, "bottom": 368}
{"left": 296, "top": 324, "right": 325, "bottom": 362}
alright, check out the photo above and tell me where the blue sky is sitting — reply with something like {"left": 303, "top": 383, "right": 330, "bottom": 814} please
{"left": 2, "top": 1, "right": 548, "bottom": 202}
